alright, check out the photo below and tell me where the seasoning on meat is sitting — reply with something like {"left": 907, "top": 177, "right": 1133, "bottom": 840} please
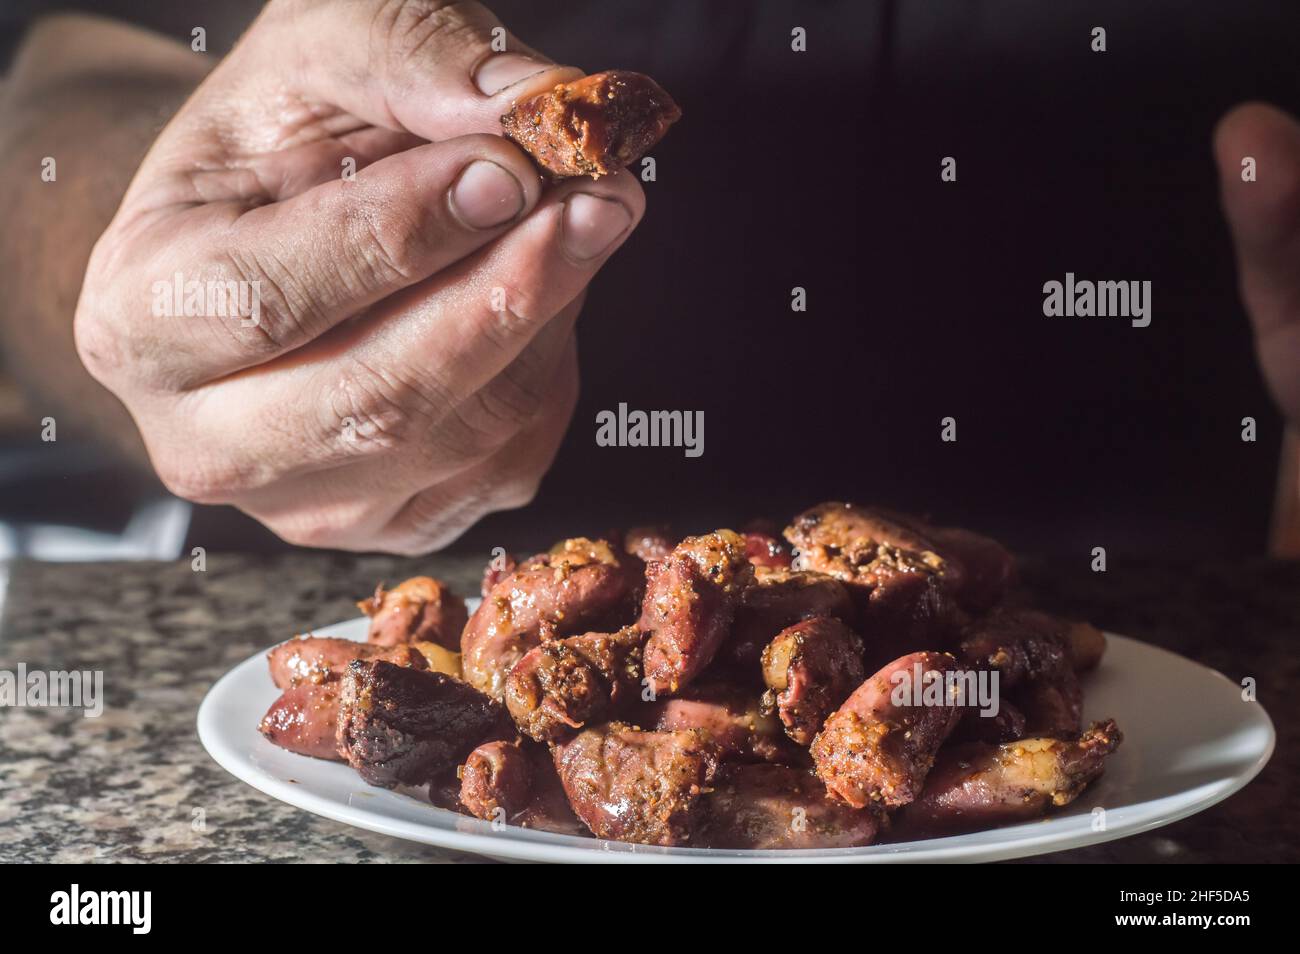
{"left": 501, "top": 70, "right": 681, "bottom": 179}
{"left": 255, "top": 501, "right": 1119, "bottom": 849}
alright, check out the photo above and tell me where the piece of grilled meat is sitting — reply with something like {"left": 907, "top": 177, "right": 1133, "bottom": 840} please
{"left": 553, "top": 722, "right": 720, "bottom": 846}
{"left": 811, "top": 651, "right": 965, "bottom": 808}
{"left": 761, "top": 616, "right": 867, "bottom": 746}
{"left": 262, "top": 635, "right": 429, "bottom": 760}
{"left": 1014, "top": 667, "right": 1085, "bottom": 737}
{"left": 623, "top": 525, "right": 675, "bottom": 563}
{"left": 785, "top": 503, "right": 1016, "bottom": 655}
{"left": 640, "top": 530, "right": 754, "bottom": 695}
{"left": 501, "top": 70, "right": 680, "bottom": 179}
{"left": 959, "top": 607, "right": 1087, "bottom": 736}
{"left": 893, "top": 720, "right": 1123, "bottom": 838}
{"left": 741, "top": 531, "right": 793, "bottom": 570}
{"left": 358, "top": 577, "right": 468, "bottom": 650}
{"left": 459, "top": 738, "right": 587, "bottom": 835}
{"left": 504, "top": 626, "right": 645, "bottom": 742}
{"left": 959, "top": 608, "right": 1071, "bottom": 689}
{"left": 267, "top": 635, "right": 426, "bottom": 690}
{"left": 1064, "top": 619, "right": 1107, "bottom": 671}
{"left": 638, "top": 681, "right": 800, "bottom": 765}
{"left": 259, "top": 684, "right": 346, "bottom": 761}
{"left": 337, "top": 660, "right": 508, "bottom": 788}
{"left": 462, "top": 537, "right": 640, "bottom": 700}
{"left": 951, "top": 697, "right": 1028, "bottom": 745}
{"left": 723, "top": 569, "right": 856, "bottom": 680}
{"left": 786, "top": 504, "right": 957, "bottom": 655}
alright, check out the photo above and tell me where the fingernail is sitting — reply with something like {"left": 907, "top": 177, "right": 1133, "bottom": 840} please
{"left": 450, "top": 160, "right": 526, "bottom": 229}
{"left": 562, "top": 194, "right": 633, "bottom": 261}
{"left": 475, "top": 54, "right": 550, "bottom": 95}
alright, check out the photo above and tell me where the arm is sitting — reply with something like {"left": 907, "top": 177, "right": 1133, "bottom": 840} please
{"left": 1215, "top": 103, "right": 1300, "bottom": 556}
{"left": 3, "top": 1, "right": 652, "bottom": 554}
{"left": 0, "top": 14, "right": 211, "bottom": 468}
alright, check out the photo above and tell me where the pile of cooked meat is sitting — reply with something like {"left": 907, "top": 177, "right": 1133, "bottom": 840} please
{"left": 258, "top": 502, "right": 1122, "bottom": 849}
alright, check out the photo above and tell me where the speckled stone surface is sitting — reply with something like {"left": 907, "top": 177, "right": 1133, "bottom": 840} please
{"left": 0, "top": 553, "right": 1295, "bottom": 864}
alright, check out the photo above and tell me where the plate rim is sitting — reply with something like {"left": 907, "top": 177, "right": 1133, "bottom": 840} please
{"left": 197, "top": 624, "right": 1276, "bottom": 863}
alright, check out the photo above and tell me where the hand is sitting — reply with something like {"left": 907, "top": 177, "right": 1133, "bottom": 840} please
{"left": 74, "top": 0, "right": 645, "bottom": 553}
{"left": 1214, "top": 102, "right": 1300, "bottom": 424}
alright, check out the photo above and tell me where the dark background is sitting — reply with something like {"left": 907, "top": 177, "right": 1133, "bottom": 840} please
{"left": 3, "top": 0, "right": 1297, "bottom": 558}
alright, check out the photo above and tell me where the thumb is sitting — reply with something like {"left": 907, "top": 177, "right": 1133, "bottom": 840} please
{"left": 1214, "top": 102, "right": 1300, "bottom": 419}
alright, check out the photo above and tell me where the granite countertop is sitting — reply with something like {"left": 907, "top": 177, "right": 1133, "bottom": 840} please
{"left": 0, "top": 553, "right": 1295, "bottom": 863}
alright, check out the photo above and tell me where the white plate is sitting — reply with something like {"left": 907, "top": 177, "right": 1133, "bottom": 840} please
{"left": 197, "top": 609, "right": 1275, "bottom": 863}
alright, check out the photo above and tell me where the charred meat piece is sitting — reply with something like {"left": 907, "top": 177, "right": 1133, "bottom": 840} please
{"left": 811, "top": 651, "right": 964, "bottom": 808}
{"left": 501, "top": 70, "right": 680, "bottom": 179}
{"left": 553, "top": 723, "right": 720, "bottom": 846}
{"left": 786, "top": 502, "right": 942, "bottom": 577}
{"left": 459, "top": 739, "right": 587, "bottom": 835}
{"left": 958, "top": 607, "right": 1071, "bottom": 690}
{"left": 504, "top": 626, "right": 645, "bottom": 742}
{"left": 259, "top": 684, "right": 344, "bottom": 761}
{"left": 724, "top": 569, "right": 856, "bottom": 677}
{"left": 639, "top": 682, "right": 799, "bottom": 765}
{"left": 785, "top": 502, "right": 1016, "bottom": 635}
{"left": 641, "top": 530, "right": 755, "bottom": 694}
{"left": 337, "top": 660, "right": 508, "bottom": 788}
{"left": 357, "top": 576, "right": 468, "bottom": 650}
{"left": 894, "top": 720, "right": 1122, "bottom": 838}
{"left": 267, "top": 635, "right": 426, "bottom": 690}
{"left": 761, "top": 617, "right": 866, "bottom": 746}
{"left": 785, "top": 502, "right": 958, "bottom": 651}
{"left": 461, "top": 537, "right": 640, "bottom": 699}
{"left": 698, "top": 764, "right": 882, "bottom": 850}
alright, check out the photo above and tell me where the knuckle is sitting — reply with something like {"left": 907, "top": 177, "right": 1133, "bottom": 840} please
{"left": 476, "top": 279, "right": 546, "bottom": 350}
{"left": 441, "top": 398, "right": 518, "bottom": 458}
{"left": 220, "top": 247, "right": 322, "bottom": 356}
{"left": 324, "top": 358, "right": 444, "bottom": 458}
{"left": 344, "top": 194, "right": 427, "bottom": 288}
